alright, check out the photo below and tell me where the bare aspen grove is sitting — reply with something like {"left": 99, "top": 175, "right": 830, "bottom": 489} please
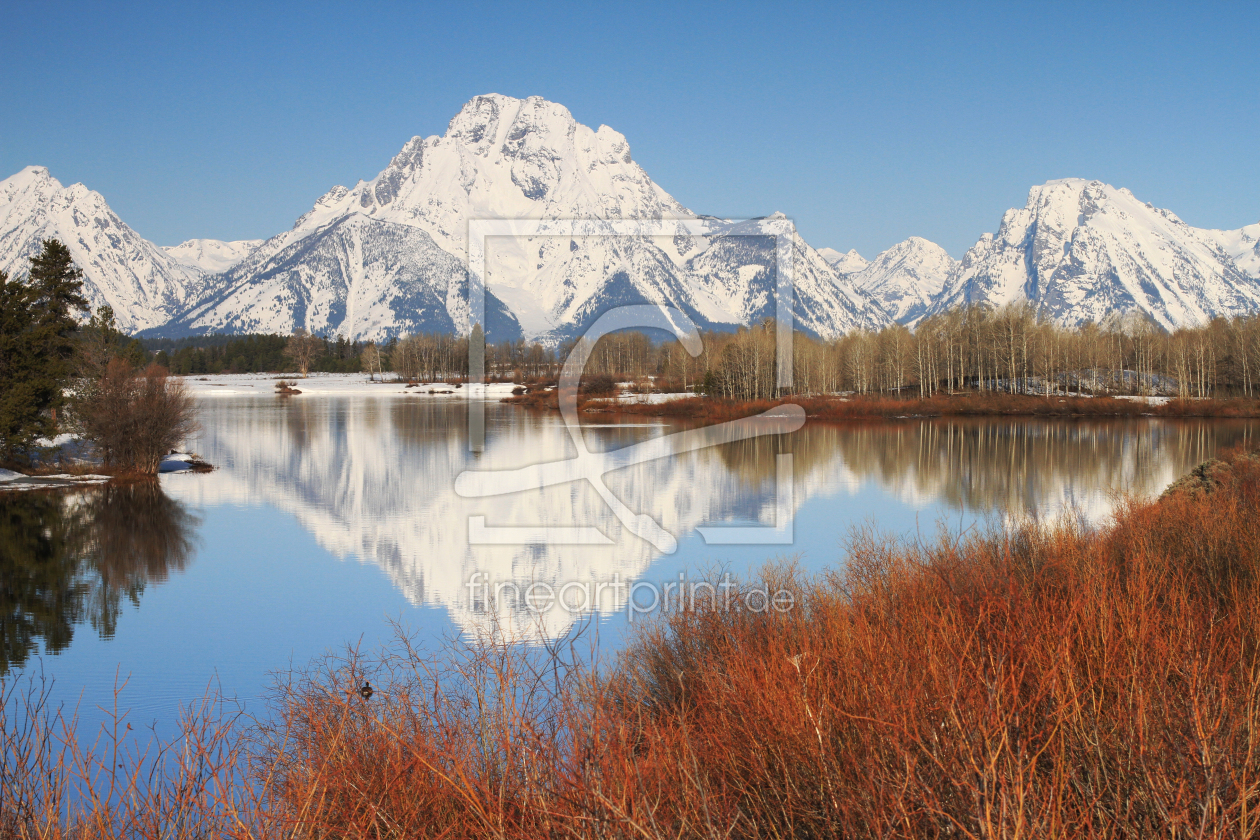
{"left": 465, "top": 305, "right": 1260, "bottom": 401}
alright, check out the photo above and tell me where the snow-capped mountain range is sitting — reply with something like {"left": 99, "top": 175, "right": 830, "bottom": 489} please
{"left": 0, "top": 166, "right": 214, "bottom": 332}
{"left": 929, "top": 179, "right": 1260, "bottom": 330}
{"left": 836, "top": 237, "right": 958, "bottom": 324}
{"left": 1, "top": 95, "right": 1257, "bottom": 338}
{"left": 164, "top": 238, "right": 263, "bottom": 277}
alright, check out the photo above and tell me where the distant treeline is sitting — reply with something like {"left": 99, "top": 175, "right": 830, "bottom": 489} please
{"left": 137, "top": 332, "right": 560, "bottom": 379}
{"left": 134, "top": 303, "right": 1260, "bottom": 399}
{"left": 140, "top": 334, "right": 366, "bottom": 375}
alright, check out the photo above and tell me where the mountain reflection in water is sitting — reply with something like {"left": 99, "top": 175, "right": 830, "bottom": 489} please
{"left": 162, "top": 398, "right": 1257, "bottom": 637}
{"left": 0, "top": 484, "right": 198, "bottom": 672}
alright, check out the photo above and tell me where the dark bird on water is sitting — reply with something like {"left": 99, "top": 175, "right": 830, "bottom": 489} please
{"left": 359, "top": 681, "right": 374, "bottom": 700}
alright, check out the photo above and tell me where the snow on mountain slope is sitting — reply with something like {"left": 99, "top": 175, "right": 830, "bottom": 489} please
{"left": 179, "top": 94, "right": 886, "bottom": 342}
{"left": 164, "top": 238, "right": 262, "bottom": 276}
{"left": 171, "top": 215, "right": 521, "bottom": 339}
{"left": 819, "top": 247, "right": 869, "bottom": 273}
{"left": 1206, "top": 221, "right": 1260, "bottom": 280}
{"left": 932, "top": 179, "right": 1260, "bottom": 329}
{"left": 683, "top": 215, "right": 887, "bottom": 335}
{"left": 0, "top": 166, "right": 206, "bottom": 332}
{"left": 848, "top": 236, "right": 956, "bottom": 324}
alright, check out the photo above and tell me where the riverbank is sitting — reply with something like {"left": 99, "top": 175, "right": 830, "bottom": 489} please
{"left": 0, "top": 450, "right": 212, "bottom": 492}
{"left": 3, "top": 445, "right": 1259, "bottom": 837}
{"left": 178, "top": 371, "right": 523, "bottom": 399}
{"left": 508, "top": 388, "right": 1260, "bottom": 422}
{"left": 0, "top": 466, "right": 112, "bottom": 492}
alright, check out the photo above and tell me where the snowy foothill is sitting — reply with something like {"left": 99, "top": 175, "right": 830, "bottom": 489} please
{"left": 178, "top": 372, "right": 525, "bottom": 399}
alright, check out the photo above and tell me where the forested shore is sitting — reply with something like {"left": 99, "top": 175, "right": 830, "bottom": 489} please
{"left": 572, "top": 304, "right": 1260, "bottom": 400}
{"left": 143, "top": 304, "right": 1260, "bottom": 402}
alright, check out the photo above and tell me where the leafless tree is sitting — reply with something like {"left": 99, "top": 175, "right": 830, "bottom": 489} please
{"left": 361, "top": 342, "right": 385, "bottom": 381}
{"left": 75, "top": 360, "right": 199, "bottom": 474}
{"left": 284, "top": 328, "right": 323, "bottom": 378}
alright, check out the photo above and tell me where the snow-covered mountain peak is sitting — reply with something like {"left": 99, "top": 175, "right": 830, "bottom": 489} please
{"left": 1, "top": 166, "right": 63, "bottom": 215}
{"left": 849, "top": 236, "right": 957, "bottom": 324}
{"left": 0, "top": 166, "right": 212, "bottom": 331}
{"left": 443, "top": 94, "right": 590, "bottom": 164}
{"left": 932, "top": 178, "right": 1260, "bottom": 329}
{"left": 255, "top": 93, "right": 693, "bottom": 260}
{"left": 164, "top": 238, "right": 263, "bottom": 276}
{"left": 3, "top": 164, "right": 56, "bottom": 189}
{"left": 4, "top": 165, "right": 55, "bottom": 189}
{"left": 172, "top": 94, "right": 882, "bottom": 342}
{"left": 819, "top": 247, "right": 869, "bottom": 273}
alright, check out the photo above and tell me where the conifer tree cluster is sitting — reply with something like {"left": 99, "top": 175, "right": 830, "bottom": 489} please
{"left": 0, "top": 240, "right": 87, "bottom": 461}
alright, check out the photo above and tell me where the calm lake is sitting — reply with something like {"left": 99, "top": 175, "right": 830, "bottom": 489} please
{"left": 3, "top": 395, "right": 1256, "bottom": 736}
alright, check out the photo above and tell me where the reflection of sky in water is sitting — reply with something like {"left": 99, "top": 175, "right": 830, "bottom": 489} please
{"left": 10, "top": 398, "right": 1257, "bottom": 740}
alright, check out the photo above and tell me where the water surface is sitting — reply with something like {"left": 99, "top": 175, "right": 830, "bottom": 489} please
{"left": 3, "top": 397, "right": 1254, "bottom": 734}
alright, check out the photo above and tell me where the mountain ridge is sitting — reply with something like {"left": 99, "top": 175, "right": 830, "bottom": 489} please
{"left": 169, "top": 93, "right": 887, "bottom": 342}
{"left": 0, "top": 166, "right": 212, "bottom": 332}
{"left": 927, "top": 178, "right": 1260, "bottom": 329}
{"left": 2, "top": 98, "right": 1258, "bottom": 339}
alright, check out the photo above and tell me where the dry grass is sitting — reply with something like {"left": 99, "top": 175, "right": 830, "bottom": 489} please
{"left": 4, "top": 449, "right": 1260, "bottom": 837}
{"left": 591, "top": 392, "right": 1260, "bottom": 424}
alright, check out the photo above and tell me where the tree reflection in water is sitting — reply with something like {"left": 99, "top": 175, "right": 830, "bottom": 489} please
{"left": 0, "top": 483, "right": 198, "bottom": 673}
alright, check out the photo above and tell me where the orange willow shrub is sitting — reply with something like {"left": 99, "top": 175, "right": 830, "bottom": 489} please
{"left": 594, "top": 447, "right": 1260, "bottom": 838}
{"left": 251, "top": 626, "right": 599, "bottom": 838}
{"left": 3, "top": 449, "right": 1260, "bottom": 838}
{"left": 0, "top": 674, "right": 280, "bottom": 839}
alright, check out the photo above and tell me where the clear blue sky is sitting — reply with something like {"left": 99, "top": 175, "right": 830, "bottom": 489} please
{"left": 2, "top": 0, "right": 1256, "bottom": 258}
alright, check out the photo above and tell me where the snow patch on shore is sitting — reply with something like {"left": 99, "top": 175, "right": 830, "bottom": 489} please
{"left": 179, "top": 373, "right": 523, "bottom": 399}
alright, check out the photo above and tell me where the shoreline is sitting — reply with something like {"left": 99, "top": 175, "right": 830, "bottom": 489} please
{"left": 1, "top": 451, "right": 212, "bottom": 493}
{"left": 506, "top": 390, "right": 1260, "bottom": 422}
{"left": 171, "top": 374, "right": 1260, "bottom": 421}
{"left": 177, "top": 371, "right": 523, "bottom": 399}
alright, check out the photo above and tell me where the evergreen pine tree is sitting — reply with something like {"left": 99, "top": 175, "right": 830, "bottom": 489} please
{"left": 0, "top": 269, "right": 41, "bottom": 458}
{"left": 0, "top": 240, "right": 87, "bottom": 461}
{"left": 28, "top": 239, "right": 87, "bottom": 379}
